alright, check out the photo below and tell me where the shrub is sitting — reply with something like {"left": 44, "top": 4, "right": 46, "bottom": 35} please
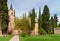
{"left": 21, "top": 32, "right": 27, "bottom": 37}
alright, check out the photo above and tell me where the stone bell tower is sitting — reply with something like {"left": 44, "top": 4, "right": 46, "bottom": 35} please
{"left": 8, "top": 4, "right": 15, "bottom": 33}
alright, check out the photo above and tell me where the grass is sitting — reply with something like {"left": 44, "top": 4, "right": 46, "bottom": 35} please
{"left": 19, "top": 34, "right": 60, "bottom": 41}
{"left": 0, "top": 35, "right": 13, "bottom": 41}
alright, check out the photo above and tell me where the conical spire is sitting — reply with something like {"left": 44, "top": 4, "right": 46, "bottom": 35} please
{"left": 10, "top": 4, "right": 13, "bottom": 10}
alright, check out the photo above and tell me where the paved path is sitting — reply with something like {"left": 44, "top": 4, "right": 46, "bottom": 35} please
{"left": 9, "top": 35, "right": 19, "bottom": 41}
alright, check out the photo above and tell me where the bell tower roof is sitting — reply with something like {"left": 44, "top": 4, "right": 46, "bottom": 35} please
{"left": 10, "top": 4, "right": 13, "bottom": 10}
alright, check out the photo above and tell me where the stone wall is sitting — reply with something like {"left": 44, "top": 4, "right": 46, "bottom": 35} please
{"left": 54, "top": 28, "right": 60, "bottom": 34}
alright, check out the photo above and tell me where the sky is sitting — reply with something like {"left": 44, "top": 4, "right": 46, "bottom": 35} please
{"left": 7, "top": 0, "right": 60, "bottom": 23}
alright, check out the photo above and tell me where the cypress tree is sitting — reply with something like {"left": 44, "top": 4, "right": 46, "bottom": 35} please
{"left": 50, "top": 16, "right": 54, "bottom": 28}
{"left": 50, "top": 16, "right": 54, "bottom": 33}
{"left": 30, "top": 8, "right": 36, "bottom": 30}
{"left": 0, "top": 0, "right": 8, "bottom": 34}
{"left": 54, "top": 14, "right": 58, "bottom": 28}
{"left": 42, "top": 5, "right": 50, "bottom": 33}
{"left": 38, "top": 8, "right": 42, "bottom": 34}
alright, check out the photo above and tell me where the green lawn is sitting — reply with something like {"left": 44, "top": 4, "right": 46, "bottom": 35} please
{"left": 19, "top": 34, "right": 60, "bottom": 41}
{"left": 0, "top": 35, "right": 12, "bottom": 41}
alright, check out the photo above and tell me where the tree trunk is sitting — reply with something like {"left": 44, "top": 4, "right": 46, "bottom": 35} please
{"left": 0, "top": 26, "right": 2, "bottom": 36}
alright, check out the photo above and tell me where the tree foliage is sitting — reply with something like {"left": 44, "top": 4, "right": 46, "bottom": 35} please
{"left": 0, "top": 0, "right": 8, "bottom": 34}
{"left": 50, "top": 16, "right": 54, "bottom": 28}
{"left": 42, "top": 5, "right": 50, "bottom": 33}
{"left": 50, "top": 16, "right": 54, "bottom": 33}
{"left": 15, "top": 14, "right": 31, "bottom": 34}
{"left": 38, "top": 8, "right": 42, "bottom": 34}
{"left": 54, "top": 14, "right": 58, "bottom": 28}
{"left": 30, "top": 8, "right": 36, "bottom": 30}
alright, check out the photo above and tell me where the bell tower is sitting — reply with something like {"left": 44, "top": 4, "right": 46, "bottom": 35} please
{"left": 8, "top": 4, "right": 15, "bottom": 33}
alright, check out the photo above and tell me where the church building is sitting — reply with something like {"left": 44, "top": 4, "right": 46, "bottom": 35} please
{"left": 8, "top": 4, "right": 15, "bottom": 34}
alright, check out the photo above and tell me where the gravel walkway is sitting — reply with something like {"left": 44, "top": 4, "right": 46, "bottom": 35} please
{"left": 9, "top": 35, "right": 19, "bottom": 41}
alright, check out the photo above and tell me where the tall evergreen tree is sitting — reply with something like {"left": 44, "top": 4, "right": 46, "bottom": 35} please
{"left": 50, "top": 16, "right": 54, "bottom": 33}
{"left": 30, "top": 8, "right": 36, "bottom": 30}
{"left": 50, "top": 16, "right": 54, "bottom": 28}
{"left": 38, "top": 8, "right": 42, "bottom": 34}
{"left": 54, "top": 14, "right": 58, "bottom": 28}
{"left": 42, "top": 5, "right": 50, "bottom": 33}
{"left": 0, "top": 0, "right": 8, "bottom": 34}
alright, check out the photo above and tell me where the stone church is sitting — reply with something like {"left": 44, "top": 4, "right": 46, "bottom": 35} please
{"left": 8, "top": 4, "right": 15, "bottom": 34}
{"left": 8, "top": 4, "right": 20, "bottom": 35}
